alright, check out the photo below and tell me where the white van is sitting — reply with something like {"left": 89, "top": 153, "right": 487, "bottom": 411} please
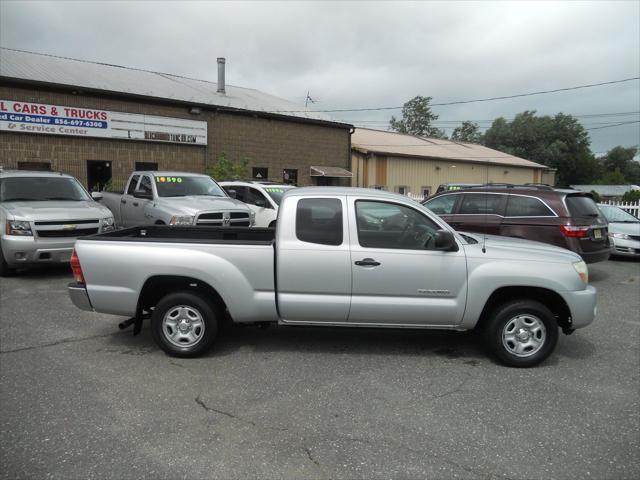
{"left": 219, "top": 181, "right": 296, "bottom": 228}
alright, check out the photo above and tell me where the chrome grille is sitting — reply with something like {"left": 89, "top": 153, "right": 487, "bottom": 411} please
{"left": 196, "top": 211, "right": 250, "bottom": 226}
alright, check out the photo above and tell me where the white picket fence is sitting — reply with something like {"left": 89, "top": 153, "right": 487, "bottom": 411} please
{"left": 600, "top": 200, "right": 640, "bottom": 216}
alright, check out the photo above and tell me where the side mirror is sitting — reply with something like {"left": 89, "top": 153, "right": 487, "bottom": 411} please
{"left": 91, "top": 191, "right": 103, "bottom": 201}
{"left": 433, "top": 230, "right": 459, "bottom": 251}
{"left": 133, "top": 189, "right": 153, "bottom": 200}
{"left": 254, "top": 198, "right": 268, "bottom": 208}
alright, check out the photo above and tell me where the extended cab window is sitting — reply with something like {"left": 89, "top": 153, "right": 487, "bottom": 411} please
{"left": 459, "top": 194, "right": 504, "bottom": 215}
{"left": 506, "top": 195, "right": 555, "bottom": 217}
{"left": 126, "top": 175, "right": 140, "bottom": 195}
{"left": 356, "top": 201, "right": 440, "bottom": 250}
{"left": 425, "top": 194, "right": 458, "bottom": 215}
{"left": 139, "top": 175, "right": 153, "bottom": 194}
{"left": 296, "top": 198, "right": 343, "bottom": 246}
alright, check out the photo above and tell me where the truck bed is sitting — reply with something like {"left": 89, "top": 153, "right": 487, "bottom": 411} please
{"left": 88, "top": 226, "right": 275, "bottom": 244}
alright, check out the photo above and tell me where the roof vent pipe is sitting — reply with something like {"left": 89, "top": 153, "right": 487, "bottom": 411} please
{"left": 217, "top": 57, "right": 226, "bottom": 94}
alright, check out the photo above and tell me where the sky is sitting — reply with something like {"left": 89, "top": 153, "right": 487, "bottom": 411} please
{"left": 1, "top": 0, "right": 639, "bottom": 156}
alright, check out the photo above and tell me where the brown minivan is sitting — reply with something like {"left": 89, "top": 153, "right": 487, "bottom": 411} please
{"left": 423, "top": 185, "right": 610, "bottom": 263}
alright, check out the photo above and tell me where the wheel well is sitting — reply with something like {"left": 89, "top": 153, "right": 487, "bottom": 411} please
{"left": 155, "top": 220, "right": 166, "bottom": 225}
{"left": 476, "top": 286, "right": 572, "bottom": 332}
{"left": 138, "top": 275, "right": 227, "bottom": 315}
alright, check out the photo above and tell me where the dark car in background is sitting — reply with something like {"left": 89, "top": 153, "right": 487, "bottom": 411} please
{"left": 423, "top": 185, "right": 610, "bottom": 263}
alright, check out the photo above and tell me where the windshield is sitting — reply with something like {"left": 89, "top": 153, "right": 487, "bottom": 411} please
{"left": 565, "top": 195, "right": 601, "bottom": 217}
{"left": 0, "top": 176, "right": 90, "bottom": 202}
{"left": 154, "top": 175, "right": 226, "bottom": 197}
{"left": 263, "top": 186, "right": 295, "bottom": 206}
{"left": 598, "top": 205, "right": 640, "bottom": 223}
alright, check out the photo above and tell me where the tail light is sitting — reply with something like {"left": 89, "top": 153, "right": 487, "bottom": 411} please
{"left": 70, "top": 249, "right": 85, "bottom": 284}
{"left": 560, "top": 225, "right": 590, "bottom": 238}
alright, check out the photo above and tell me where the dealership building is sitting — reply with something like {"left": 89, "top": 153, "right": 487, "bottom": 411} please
{"left": 0, "top": 48, "right": 353, "bottom": 190}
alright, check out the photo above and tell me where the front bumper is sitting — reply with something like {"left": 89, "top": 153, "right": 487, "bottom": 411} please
{"left": 610, "top": 237, "right": 640, "bottom": 257}
{"left": 559, "top": 285, "right": 597, "bottom": 329}
{"left": 1, "top": 234, "right": 75, "bottom": 267}
{"left": 68, "top": 282, "right": 94, "bottom": 311}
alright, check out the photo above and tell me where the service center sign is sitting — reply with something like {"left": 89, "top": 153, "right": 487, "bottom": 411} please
{"left": 0, "top": 100, "right": 207, "bottom": 145}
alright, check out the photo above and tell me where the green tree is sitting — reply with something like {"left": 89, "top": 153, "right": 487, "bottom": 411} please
{"left": 599, "top": 146, "right": 640, "bottom": 184}
{"left": 600, "top": 168, "right": 627, "bottom": 185}
{"left": 207, "top": 152, "right": 249, "bottom": 181}
{"left": 483, "top": 111, "right": 599, "bottom": 185}
{"left": 389, "top": 96, "right": 447, "bottom": 139}
{"left": 451, "top": 121, "right": 482, "bottom": 143}
{"left": 622, "top": 190, "right": 640, "bottom": 202}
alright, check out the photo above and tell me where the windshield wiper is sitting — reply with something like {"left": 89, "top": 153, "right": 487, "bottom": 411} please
{"left": 45, "top": 197, "right": 81, "bottom": 201}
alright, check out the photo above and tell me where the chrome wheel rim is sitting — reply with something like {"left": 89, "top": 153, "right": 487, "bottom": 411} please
{"left": 502, "top": 314, "right": 546, "bottom": 358}
{"left": 162, "top": 305, "right": 205, "bottom": 348}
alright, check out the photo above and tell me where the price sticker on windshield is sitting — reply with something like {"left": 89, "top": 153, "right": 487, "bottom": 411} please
{"left": 265, "top": 188, "right": 284, "bottom": 193}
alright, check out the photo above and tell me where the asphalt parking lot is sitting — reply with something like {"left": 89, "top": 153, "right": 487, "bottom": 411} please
{"left": 1, "top": 260, "right": 639, "bottom": 480}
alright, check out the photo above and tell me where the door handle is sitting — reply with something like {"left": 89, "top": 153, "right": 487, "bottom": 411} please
{"left": 121, "top": 199, "right": 126, "bottom": 204}
{"left": 355, "top": 258, "right": 381, "bottom": 267}
{"left": 133, "top": 202, "right": 139, "bottom": 207}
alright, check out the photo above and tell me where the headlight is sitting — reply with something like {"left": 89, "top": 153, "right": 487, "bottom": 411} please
{"left": 610, "top": 232, "right": 630, "bottom": 240}
{"left": 6, "top": 220, "right": 33, "bottom": 236}
{"left": 101, "top": 217, "right": 115, "bottom": 232}
{"left": 249, "top": 211, "right": 256, "bottom": 226}
{"left": 169, "top": 215, "right": 195, "bottom": 226}
{"left": 573, "top": 260, "right": 589, "bottom": 284}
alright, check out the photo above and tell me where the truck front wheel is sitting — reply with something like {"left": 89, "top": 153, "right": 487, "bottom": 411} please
{"left": 151, "top": 291, "right": 218, "bottom": 357}
{"left": 483, "top": 299, "right": 558, "bottom": 368}
{"left": 0, "top": 246, "right": 16, "bottom": 277}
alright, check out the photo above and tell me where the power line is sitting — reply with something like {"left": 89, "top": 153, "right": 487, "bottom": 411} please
{"left": 336, "top": 111, "right": 640, "bottom": 124}
{"left": 585, "top": 120, "right": 640, "bottom": 131}
{"left": 274, "top": 77, "right": 640, "bottom": 113}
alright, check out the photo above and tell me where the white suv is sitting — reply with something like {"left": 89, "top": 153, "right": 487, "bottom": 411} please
{"left": 219, "top": 182, "right": 296, "bottom": 228}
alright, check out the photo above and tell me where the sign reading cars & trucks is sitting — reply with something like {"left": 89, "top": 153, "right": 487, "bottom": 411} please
{"left": 0, "top": 100, "right": 207, "bottom": 145}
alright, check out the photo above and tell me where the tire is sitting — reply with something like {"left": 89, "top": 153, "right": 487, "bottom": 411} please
{"left": 482, "top": 299, "right": 558, "bottom": 368}
{"left": 151, "top": 291, "right": 218, "bottom": 357}
{"left": 0, "top": 246, "right": 16, "bottom": 277}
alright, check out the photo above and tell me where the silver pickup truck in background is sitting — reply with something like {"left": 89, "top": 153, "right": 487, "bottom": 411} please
{"left": 69, "top": 187, "right": 597, "bottom": 367}
{"left": 0, "top": 169, "right": 115, "bottom": 276}
{"left": 99, "top": 171, "right": 255, "bottom": 227}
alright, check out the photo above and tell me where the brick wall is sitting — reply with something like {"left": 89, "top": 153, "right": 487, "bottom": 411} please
{"left": 0, "top": 85, "right": 351, "bottom": 188}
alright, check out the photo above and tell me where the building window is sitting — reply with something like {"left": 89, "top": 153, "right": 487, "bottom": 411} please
{"left": 18, "top": 162, "right": 51, "bottom": 171}
{"left": 253, "top": 167, "right": 268, "bottom": 180}
{"left": 87, "top": 160, "right": 112, "bottom": 192}
{"left": 395, "top": 185, "right": 409, "bottom": 195}
{"left": 136, "top": 162, "right": 158, "bottom": 171}
{"left": 421, "top": 186, "right": 431, "bottom": 198}
{"left": 283, "top": 169, "right": 297, "bottom": 185}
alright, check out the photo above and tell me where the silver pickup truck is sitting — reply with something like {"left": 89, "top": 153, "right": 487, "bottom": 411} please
{"left": 0, "top": 169, "right": 115, "bottom": 276}
{"left": 68, "top": 187, "right": 596, "bottom": 367}
{"left": 99, "top": 171, "right": 254, "bottom": 227}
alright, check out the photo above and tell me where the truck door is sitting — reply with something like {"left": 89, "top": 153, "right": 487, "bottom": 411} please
{"left": 120, "top": 175, "right": 140, "bottom": 227}
{"left": 348, "top": 198, "right": 467, "bottom": 326}
{"left": 123, "top": 174, "right": 153, "bottom": 227}
{"left": 276, "top": 196, "right": 351, "bottom": 323}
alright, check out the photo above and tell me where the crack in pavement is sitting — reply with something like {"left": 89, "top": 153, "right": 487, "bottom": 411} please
{"left": 431, "top": 372, "right": 472, "bottom": 399}
{"left": 0, "top": 331, "right": 127, "bottom": 354}
{"left": 194, "top": 396, "right": 287, "bottom": 432}
{"left": 301, "top": 446, "right": 330, "bottom": 480}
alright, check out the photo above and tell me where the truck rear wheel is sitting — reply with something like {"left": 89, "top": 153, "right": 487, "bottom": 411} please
{"left": 483, "top": 299, "right": 558, "bottom": 368}
{"left": 151, "top": 291, "right": 218, "bottom": 357}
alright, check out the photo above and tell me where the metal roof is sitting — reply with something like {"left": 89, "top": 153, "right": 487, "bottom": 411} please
{"left": 352, "top": 128, "right": 548, "bottom": 169}
{"left": 0, "top": 48, "right": 344, "bottom": 126}
{"left": 310, "top": 166, "right": 353, "bottom": 177}
{"left": 571, "top": 184, "right": 640, "bottom": 196}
